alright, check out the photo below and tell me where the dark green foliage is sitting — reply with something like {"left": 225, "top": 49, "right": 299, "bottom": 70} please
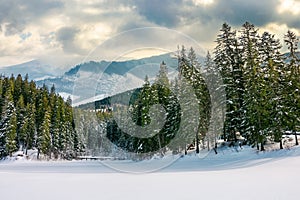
{"left": 178, "top": 46, "right": 212, "bottom": 153}
{"left": 0, "top": 74, "right": 83, "bottom": 159}
{"left": 107, "top": 83, "right": 181, "bottom": 153}
{"left": 213, "top": 22, "right": 300, "bottom": 150}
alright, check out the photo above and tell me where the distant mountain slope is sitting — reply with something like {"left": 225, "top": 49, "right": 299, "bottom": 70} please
{"left": 37, "top": 53, "right": 182, "bottom": 105}
{"left": 64, "top": 53, "right": 179, "bottom": 76}
{"left": 0, "top": 53, "right": 202, "bottom": 105}
{"left": 0, "top": 60, "right": 59, "bottom": 80}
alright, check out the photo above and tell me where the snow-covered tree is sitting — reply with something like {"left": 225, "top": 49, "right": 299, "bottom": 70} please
{"left": 214, "top": 23, "right": 244, "bottom": 142}
{"left": 259, "top": 31, "right": 286, "bottom": 149}
{"left": 283, "top": 30, "right": 300, "bottom": 145}
{"left": 0, "top": 86, "right": 18, "bottom": 156}
{"left": 178, "top": 46, "right": 211, "bottom": 153}
{"left": 37, "top": 107, "right": 51, "bottom": 159}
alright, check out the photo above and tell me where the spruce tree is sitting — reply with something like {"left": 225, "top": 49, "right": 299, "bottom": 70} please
{"left": 283, "top": 30, "right": 300, "bottom": 145}
{"left": 16, "top": 95, "right": 26, "bottom": 149}
{"left": 204, "top": 51, "right": 226, "bottom": 153}
{"left": 214, "top": 23, "right": 240, "bottom": 142}
{"left": 239, "top": 22, "right": 265, "bottom": 150}
{"left": 37, "top": 107, "right": 51, "bottom": 159}
{"left": 259, "top": 31, "right": 285, "bottom": 149}
{"left": 0, "top": 87, "right": 18, "bottom": 156}
{"left": 24, "top": 103, "right": 36, "bottom": 155}
{"left": 178, "top": 46, "right": 211, "bottom": 153}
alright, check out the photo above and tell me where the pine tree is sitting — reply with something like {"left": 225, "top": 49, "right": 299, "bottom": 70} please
{"left": 156, "top": 61, "right": 170, "bottom": 88}
{"left": 64, "top": 98, "right": 75, "bottom": 158}
{"left": 239, "top": 22, "right": 266, "bottom": 150}
{"left": 14, "top": 74, "right": 23, "bottom": 105}
{"left": 259, "top": 31, "right": 285, "bottom": 149}
{"left": 16, "top": 95, "right": 26, "bottom": 149}
{"left": 283, "top": 30, "right": 300, "bottom": 145}
{"left": 6, "top": 104, "right": 17, "bottom": 156}
{"left": 178, "top": 46, "right": 211, "bottom": 153}
{"left": 37, "top": 107, "right": 51, "bottom": 159}
{"left": 204, "top": 51, "right": 226, "bottom": 153}
{"left": 214, "top": 23, "right": 241, "bottom": 142}
{"left": 24, "top": 103, "right": 36, "bottom": 155}
{"left": 0, "top": 74, "right": 84, "bottom": 159}
{"left": 58, "top": 96, "right": 67, "bottom": 155}
{"left": 0, "top": 86, "right": 18, "bottom": 156}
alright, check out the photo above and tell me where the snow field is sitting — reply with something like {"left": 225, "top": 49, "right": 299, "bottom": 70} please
{"left": 1, "top": 145, "right": 300, "bottom": 200}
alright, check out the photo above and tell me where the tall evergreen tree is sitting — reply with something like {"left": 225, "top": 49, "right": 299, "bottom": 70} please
{"left": 214, "top": 23, "right": 241, "bottom": 142}
{"left": 24, "top": 103, "right": 36, "bottom": 155}
{"left": 178, "top": 46, "right": 211, "bottom": 153}
{"left": 283, "top": 30, "right": 300, "bottom": 145}
{"left": 16, "top": 95, "right": 26, "bottom": 149}
{"left": 37, "top": 107, "right": 51, "bottom": 159}
{"left": 239, "top": 22, "right": 266, "bottom": 150}
{"left": 0, "top": 86, "right": 18, "bottom": 156}
{"left": 259, "top": 31, "right": 285, "bottom": 149}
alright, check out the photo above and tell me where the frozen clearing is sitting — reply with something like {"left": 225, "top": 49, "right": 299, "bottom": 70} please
{"left": 1, "top": 146, "right": 300, "bottom": 200}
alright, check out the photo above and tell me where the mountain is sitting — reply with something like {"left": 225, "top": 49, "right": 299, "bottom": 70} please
{"left": 0, "top": 60, "right": 59, "bottom": 80}
{"left": 36, "top": 53, "right": 183, "bottom": 106}
{"left": 0, "top": 53, "right": 203, "bottom": 106}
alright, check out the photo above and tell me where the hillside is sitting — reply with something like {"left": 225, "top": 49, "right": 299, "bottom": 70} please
{"left": 36, "top": 53, "right": 180, "bottom": 105}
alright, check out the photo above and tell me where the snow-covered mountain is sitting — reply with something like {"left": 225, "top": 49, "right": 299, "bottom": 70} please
{"left": 0, "top": 53, "right": 202, "bottom": 105}
{"left": 36, "top": 53, "right": 182, "bottom": 105}
{"left": 0, "top": 60, "right": 59, "bottom": 80}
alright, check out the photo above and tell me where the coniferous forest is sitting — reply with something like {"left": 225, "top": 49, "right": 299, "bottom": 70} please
{"left": 211, "top": 22, "right": 300, "bottom": 151}
{"left": 105, "top": 21, "right": 300, "bottom": 155}
{"left": 1, "top": 22, "right": 300, "bottom": 160}
{"left": 0, "top": 74, "right": 84, "bottom": 159}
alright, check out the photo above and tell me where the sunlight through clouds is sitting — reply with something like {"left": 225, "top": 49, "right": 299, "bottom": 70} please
{"left": 191, "top": 0, "right": 214, "bottom": 6}
{"left": 278, "top": 0, "right": 300, "bottom": 15}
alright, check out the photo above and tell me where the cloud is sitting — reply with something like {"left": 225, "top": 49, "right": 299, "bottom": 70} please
{"left": 278, "top": 0, "right": 300, "bottom": 15}
{"left": 0, "top": 0, "right": 63, "bottom": 36}
{"left": 56, "top": 27, "right": 81, "bottom": 54}
{"left": 208, "top": 0, "right": 278, "bottom": 27}
{"left": 133, "top": 0, "right": 184, "bottom": 27}
{"left": 2, "top": 0, "right": 300, "bottom": 69}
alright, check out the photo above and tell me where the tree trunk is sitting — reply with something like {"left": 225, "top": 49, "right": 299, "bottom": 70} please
{"left": 207, "top": 138, "right": 210, "bottom": 151}
{"left": 214, "top": 142, "right": 218, "bottom": 154}
{"left": 223, "top": 111, "right": 226, "bottom": 141}
{"left": 37, "top": 149, "right": 40, "bottom": 160}
{"left": 25, "top": 141, "right": 28, "bottom": 155}
{"left": 260, "top": 142, "right": 265, "bottom": 151}
{"left": 196, "top": 128, "right": 199, "bottom": 154}
{"left": 280, "top": 139, "right": 283, "bottom": 149}
{"left": 294, "top": 131, "right": 299, "bottom": 146}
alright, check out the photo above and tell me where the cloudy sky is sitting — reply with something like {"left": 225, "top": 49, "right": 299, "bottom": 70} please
{"left": 1, "top": 0, "right": 300, "bottom": 70}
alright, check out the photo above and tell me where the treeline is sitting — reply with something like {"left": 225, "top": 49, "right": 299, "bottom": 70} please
{"left": 125, "top": 21, "right": 300, "bottom": 154}
{"left": 209, "top": 22, "right": 300, "bottom": 150}
{"left": 106, "top": 62, "right": 183, "bottom": 154}
{"left": 0, "top": 74, "right": 84, "bottom": 159}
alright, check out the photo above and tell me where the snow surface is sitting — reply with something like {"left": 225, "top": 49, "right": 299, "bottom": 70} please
{"left": 1, "top": 146, "right": 300, "bottom": 200}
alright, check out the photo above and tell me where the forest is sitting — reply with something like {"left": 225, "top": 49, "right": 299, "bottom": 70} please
{"left": 104, "top": 21, "right": 300, "bottom": 155}
{"left": 0, "top": 21, "right": 300, "bottom": 160}
{"left": 0, "top": 74, "right": 84, "bottom": 159}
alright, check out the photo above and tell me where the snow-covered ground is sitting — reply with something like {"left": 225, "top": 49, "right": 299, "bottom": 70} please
{"left": 1, "top": 146, "right": 300, "bottom": 200}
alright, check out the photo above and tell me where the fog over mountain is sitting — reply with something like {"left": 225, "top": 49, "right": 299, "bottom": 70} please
{"left": 0, "top": 52, "right": 206, "bottom": 105}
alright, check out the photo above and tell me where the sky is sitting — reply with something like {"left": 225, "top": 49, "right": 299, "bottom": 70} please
{"left": 1, "top": 0, "right": 300, "bottom": 70}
